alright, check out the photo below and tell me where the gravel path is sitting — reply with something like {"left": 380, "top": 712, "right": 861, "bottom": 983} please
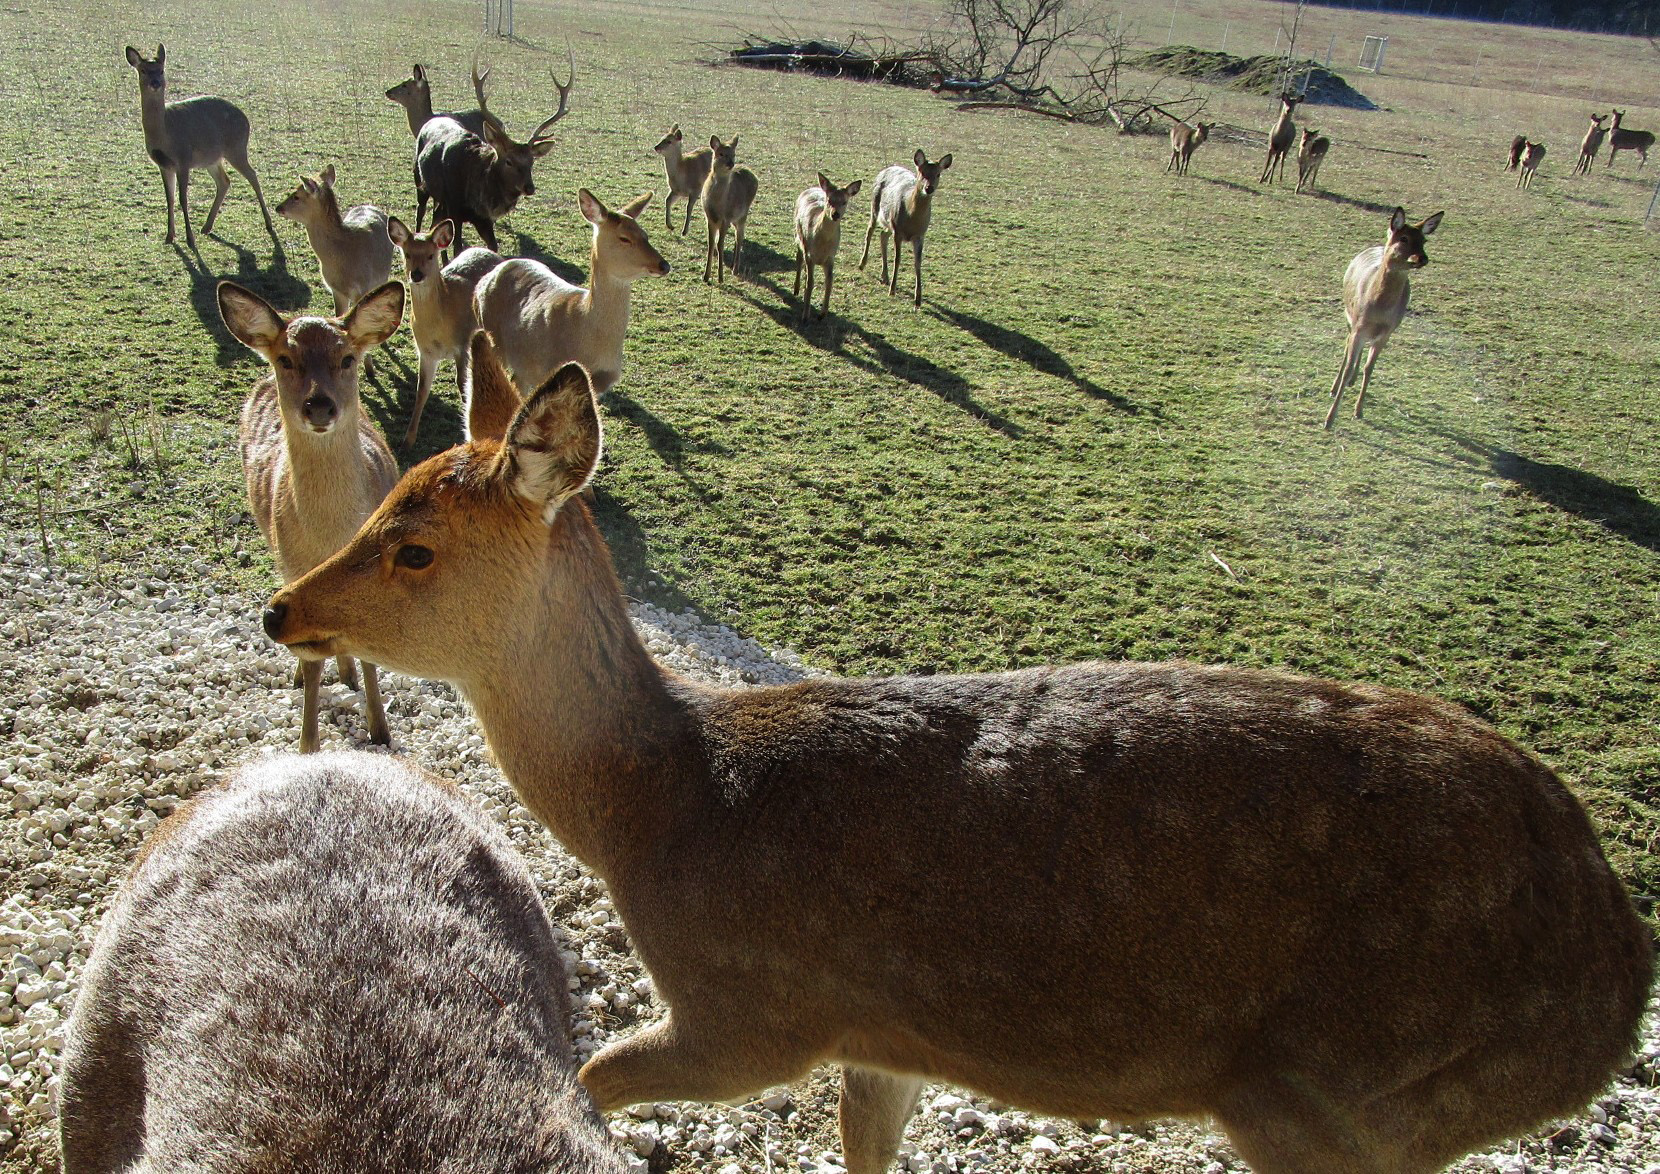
{"left": 4, "top": 540, "right": 1658, "bottom": 1174}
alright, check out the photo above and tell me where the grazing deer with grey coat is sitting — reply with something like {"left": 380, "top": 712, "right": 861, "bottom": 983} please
{"left": 59, "top": 752, "right": 630, "bottom": 1174}
{"left": 860, "top": 149, "right": 953, "bottom": 307}
{"left": 1574, "top": 114, "right": 1608, "bottom": 175}
{"left": 1608, "top": 109, "right": 1654, "bottom": 169}
{"left": 388, "top": 216, "right": 505, "bottom": 448}
{"left": 220, "top": 280, "right": 404, "bottom": 751}
{"left": 654, "top": 124, "right": 714, "bottom": 235}
{"left": 701, "top": 135, "right": 759, "bottom": 283}
{"left": 1165, "top": 120, "right": 1213, "bottom": 176}
{"left": 794, "top": 173, "right": 862, "bottom": 322}
{"left": 276, "top": 166, "right": 395, "bottom": 316}
{"left": 1295, "top": 127, "right": 1330, "bottom": 193}
{"left": 1325, "top": 206, "right": 1442, "bottom": 429}
{"left": 124, "top": 45, "right": 277, "bottom": 250}
{"left": 1260, "top": 93, "right": 1303, "bottom": 183}
{"left": 1515, "top": 141, "right": 1545, "bottom": 189}
{"left": 266, "top": 355, "right": 1648, "bottom": 1174}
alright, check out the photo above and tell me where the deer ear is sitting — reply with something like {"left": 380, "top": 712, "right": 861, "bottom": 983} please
{"left": 320, "top": 164, "right": 336, "bottom": 187}
{"left": 578, "top": 188, "right": 607, "bottom": 224}
{"left": 670, "top": 123, "right": 680, "bottom": 136}
{"left": 938, "top": 153, "right": 953, "bottom": 170}
{"left": 1389, "top": 207, "right": 1406, "bottom": 233}
{"left": 500, "top": 363, "right": 602, "bottom": 521}
{"left": 342, "top": 281, "right": 405, "bottom": 349}
{"left": 913, "top": 148, "right": 926, "bottom": 168}
{"left": 387, "top": 216, "right": 410, "bottom": 247}
{"left": 301, "top": 176, "right": 318, "bottom": 196}
{"left": 709, "top": 135, "right": 721, "bottom": 151}
{"left": 125, "top": 46, "right": 143, "bottom": 67}
{"left": 1418, "top": 211, "right": 1444, "bottom": 236}
{"left": 156, "top": 44, "right": 165, "bottom": 65}
{"left": 845, "top": 180, "right": 861, "bottom": 198}
{"left": 464, "top": 330, "right": 522, "bottom": 443}
{"left": 413, "top": 63, "right": 425, "bottom": 81}
{"left": 217, "top": 282, "right": 286, "bottom": 355}
{"left": 620, "top": 191, "right": 653, "bottom": 219}
{"left": 431, "top": 219, "right": 455, "bottom": 250}
{"left": 818, "top": 172, "right": 831, "bottom": 192}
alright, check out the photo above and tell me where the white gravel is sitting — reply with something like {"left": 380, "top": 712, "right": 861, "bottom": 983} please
{"left": 4, "top": 538, "right": 1659, "bottom": 1174}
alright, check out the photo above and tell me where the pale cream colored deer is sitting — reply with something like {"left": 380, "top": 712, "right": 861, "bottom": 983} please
{"left": 1259, "top": 93, "right": 1302, "bottom": 183}
{"left": 1325, "top": 206, "right": 1442, "bottom": 430}
{"left": 654, "top": 125, "right": 714, "bottom": 236}
{"left": 387, "top": 216, "right": 505, "bottom": 448}
{"left": 276, "top": 165, "right": 395, "bottom": 316}
{"left": 793, "top": 173, "right": 863, "bottom": 323}
{"left": 266, "top": 357, "right": 1649, "bottom": 1174}
{"left": 1515, "top": 141, "right": 1545, "bottom": 189}
{"left": 701, "top": 136, "right": 758, "bottom": 283}
{"left": 474, "top": 190, "right": 667, "bottom": 396}
{"left": 1165, "top": 120, "right": 1213, "bottom": 176}
{"left": 1574, "top": 113, "right": 1608, "bottom": 175}
{"left": 221, "top": 280, "right": 404, "bottom": 751}
{"left": 860, "top": 149, "right": 953, "bottom": 307}
{"left": 1294, "top": 127, "right": 1330, "bottom": 194}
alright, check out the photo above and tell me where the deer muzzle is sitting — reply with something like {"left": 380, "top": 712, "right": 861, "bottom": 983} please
{"left": 302, "top": 395, "right": 338, "bottom": 431}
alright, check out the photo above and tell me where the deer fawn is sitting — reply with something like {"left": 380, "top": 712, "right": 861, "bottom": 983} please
{"left": 59, "top": 752, "right": 629, "bottom": 1174}
{"left": 793, "top": 173, "right": 863, "bottom": 323}
{"left": 1574, "top": 113, "right": 1609, "bottom": 175}
{"left": 1515, "top": 141, "right": 1545, "bottom": 189}
{"left": 219, "top": 280, "right": 404, "bottom": 752}
{"left": 1295, "top": 127, "right": 1330, "bottom": 193}
{"left": 124, "top": 45, "right": 277, "bottom": 251}
{"left": 1505, "top": 134, "right": 1528, "bottom": 171}
{"left": 276, "top": 165, "right": 395, "bottom": 316}
{"left": 860, "top": 149, "right": 953, "bottom": 307}
{"left": 265, "top": 357, "right": 1648, "bottom": 1174}
{"left": 1324, "top": 206, "right": 1442, "bottom": 430}
{"left": 474, "top": 190, "right": 667, "bottom": 397}
{"left": 1165, "top": 120, "right": 1213, "bottom": 176}
{"left": 701, "top": 135, "right": 759, "bottom": 283}
{"left": 1259, "top": 93, "right": 1303, "bottom": 183}
{"left": 1608, "top": 109, "right": 1654, "bottom": 169}
{"left": 387, "top": 216, "right": 505, "bottom": 448}
{"left": 654, "top": 124, "right": 714, "bottom": 236}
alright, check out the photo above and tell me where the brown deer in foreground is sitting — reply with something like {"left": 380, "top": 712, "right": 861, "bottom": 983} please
{"left": 794, "top": 173, "right": 863, "bottom": 322}
{"left": 1325, "top": 206, "right": 1442, "bottom": 429}
{"left": 59, "top": 752, "right": 629, "bottom": 1174}
{"left": 1608, "top": 109, "right": 1654, "bottom": 169}
{"left": 276, "top": 165, "right": 395, "bottom": 316}
{"left": 1574, "top": 113, "right": 1608, "bottom": 175}
{"left": 1294, "top": 127, "right": 1330, "bottom": 193}
{"left": 1515, "top": 141, "right": 1545, "bottom": 189}
{"left": 124, "top": 45, "right": 278, "bottom": 250}
{"left": 701, "top": 135, "right": 759, "bottom": 283}
{"left": 220, "top": 280, "right": 404, "bottom": 751}
{"left": 860, "top": 149, "right": 953, "bottom": 306}
{"left": 654, "top": 125, "right": 714, "bottom": 235}
{"left": 1505, "top": 134, "right": 1528, "bottom": 171}
{"left": 1259, "top": 93, "right": 1303, "bottom": 183}
{"left": 265, "top": 354, "right": 1650, "bottom": 1174}
{"left": 387, "top": 216, "right": 505, "bottom": 448}
{"left": 1165, "top": 120, "right": 1213, "bottom": 176}
{"left": 474, "top": 189, "right": 668, "bottom": 396}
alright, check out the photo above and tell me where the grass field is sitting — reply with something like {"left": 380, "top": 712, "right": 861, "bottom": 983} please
{"left": 2, "top": 0, "right": 1658, "bottom": 1064}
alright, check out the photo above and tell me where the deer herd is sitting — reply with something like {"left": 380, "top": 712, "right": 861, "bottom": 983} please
{"left": 60, "top": 37, "right": 1655, "bottom": 1174}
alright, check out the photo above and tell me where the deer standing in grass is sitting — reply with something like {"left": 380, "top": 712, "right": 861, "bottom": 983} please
{"left": 860, "top": 149, "right": 953, "bottom": 307}
{"left": 654, "top": 125, "right": 713, "bottom": 236}
{"left": 1324, "top": 206, "right": 1442, "bottom": 430}
{"left": 265, "top": 353, "right": 1649, "bottom": 1174}
{"left": 1574, "top": 114, "right": 1608, "bottom": 175}
{"left": 1259, "top": 93, "right": 1303, "bottom": 183}
{"left": 701, "top": 136, "right": 758, "bottom": 283}
{"left": 220, "top": 280, "right": 404, "bottom": 752}
{"left": 793, "top": 173, "right": 862, "bottom": 323}
{"left": 276, "top": 166, "right": 395, "bottom": 316}
{"left": 1515, "top": 141, "right": 1545, "bottom": 189}
{"left": 387, "top": 216, "right": 505, "bottom": 448}
{"left": 1295, "top": 127, "right": 1330, "bottom": 193}
{"left": 124, "top": 45, "right": 277, "bottom": 251}
{"left": 1165, "top": 120, "right": 1213, "bottom": 176}
{"left": 1608, "top": 109, "right": 1654, "bottom": 169}
{"left": 474, "top": 190, "right": 668, "bottom": 397}
{"left": 59, "top": 753, "right": 630, "bottom": 1174}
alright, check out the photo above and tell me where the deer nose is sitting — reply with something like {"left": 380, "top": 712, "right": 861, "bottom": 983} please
{"left": 657, "top": 258, "right": 671, "bottom": 276}
{"left": 303, "top": 395, "right": 338, "bottom": 429}
{"left": 411, "top": 267, "right": 426, "bottom": 282}
{"left": 524, "top": 181, "right": 536, "bottom": 196}
{"left": 262, "top": 603, "right": 287, "bottom": 640}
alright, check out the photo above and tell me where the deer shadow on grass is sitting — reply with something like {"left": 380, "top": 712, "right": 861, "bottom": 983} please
{"left": 1191, "top": 175, "right": 1264, "bottom": 196}
{"left": 929, "top": 305, "right": 1148, "bottom": 416}
{"left": 720, "top": 237, "right": 796, "bottom": 280}
{"left": 605, "top": 387, "right": 732, "bottom": 470}
{"left": 178, "top": 238, "right": 310, "bottom": 368}
{"left": 1312, "top": 191, "right": 1400, "bottom": 216}
{"left": 511, "top": 226, "right": 586, "bottom": 285}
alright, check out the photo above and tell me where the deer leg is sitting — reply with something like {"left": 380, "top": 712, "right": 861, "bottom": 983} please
{"left": 839, "top": 1067, "right": 923, "bottom": 1174}
{"left": 821, "top": 260, "right": 834, "bottom": 320}
{"left": 160, "top": 168, "right": 178, "bottom": 244}
{"left": 859, "top": 217, "right": 877, "bottom": 270}
{"left": 1354, "top": 341, "right": 1386, "bottom": 419}
{"left": 337, "top": 655, "right": 357, "bottom": 690}
{"left": 177, "top": 167, "right": 196, "bottom": 250}
{"left": 1324, "top": 332, "right": 1364, "bottom": 430}
{"left": 683, "top": 196, "right": 696, "bottom": 236}
{"left": 414, "top": 166, "right": 428, "bottom": 232}
{"left": 299, "top": 656, "right": 323, "bottom": 754}
{"left": 229, "top": 151, "right": 278, "bottom": 241}
{"left": 202, "top": 164, "right": 231, "bottom": 237}
{"left": 794, "top": 246, "right": 804, "bottom": 301}
{"left": 704, "top": 217, "right": 716, "bottom": 283}
{"left": 716, "top": 224, "right": 728, "bottom": 284}
{"left": 731, "top": 219, "right": 746, "bottom": 278}
{"left": 362, "top": 661, "right": 390, "bottom": 746}
{"left": 475, "top": 217, "right": 499, "bottom": 254}
{"left": 665, "top": 193, "right": 675, "bottom": 231}
{"left": 911, "top": 238, "right": 924, "bottom": 307}
{"left": 801, "top": 261, "right": 815, "bottom": 324}
{"left": 404, "top": 347, "right": 440, "bottom": 450}
{"left": 579, "top": 1013, "right": 819, "bottom": 1112}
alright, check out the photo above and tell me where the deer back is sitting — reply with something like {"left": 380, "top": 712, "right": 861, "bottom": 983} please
{"left": 417, "top": 117, "right": 531, "bottom": 224}
{"left": 58, "top": 752, "right": 628, "bottom": 1174}
{"left": 474, "top": 257, "right": 587, "bottom": 394}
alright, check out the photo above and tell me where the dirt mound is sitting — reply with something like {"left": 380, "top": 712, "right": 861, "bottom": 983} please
{"left": 1130, "top": 47, "right": 1377, "bottom": 109}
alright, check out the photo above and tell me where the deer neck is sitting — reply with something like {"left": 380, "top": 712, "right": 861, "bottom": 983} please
{"left": 461, "top": 501, "right": 700, "bottom": 874}
{"left": 405, "top": 97, "right": 433, "bottom": 137}
{"left": 139, "top": 88, "right": 169, "bottom": 148}
{"left": 301, "top": 191, "right": 348, "bottom": 248}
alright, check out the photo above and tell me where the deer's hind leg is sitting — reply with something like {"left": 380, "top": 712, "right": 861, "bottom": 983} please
{"left": 362, "top": 661, "right": 390, "bottom": 746}
{"left": 1324, "top": 330, "right": 1365, "bottom": 430}
{"left": 226, "top": 144, "right": 278, "bottom": 241}
{"left": 202, "top": 163, "right": 232, "bottom": 237}
{"left": 839, "top": 1067, "right": 924, "bottom": 1174}
{"left": 579, "top": 1012, "right": 821, "bottom": 1113}
{"left": 1353, "top": 339, "right": 1387, "bottom": 419}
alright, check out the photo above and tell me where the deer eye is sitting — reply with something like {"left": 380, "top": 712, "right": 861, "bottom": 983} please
{"left": 276, "top": 355, "right": 294, "bottom": 370}
{"left": 395, "top": 544, "right": 434, "bottom": 570}
{"left": 341, "top": 355, "right": 355, "bottom": 370}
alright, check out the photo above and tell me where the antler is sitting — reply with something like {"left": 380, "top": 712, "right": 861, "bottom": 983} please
{"left": 529, "top": 46, "right": 575, "bottom": 145}
{"left": 471, "top": 51, "right": 508, "bottom": 136}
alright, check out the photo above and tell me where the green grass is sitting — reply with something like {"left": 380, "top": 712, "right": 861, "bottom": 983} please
{"left": 1, "top": 0, "right": 1657, "bottom": 913}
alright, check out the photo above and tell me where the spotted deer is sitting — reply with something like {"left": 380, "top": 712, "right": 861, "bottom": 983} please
{"left": 124, "top": 45, "right": 277, "bottom": 250}
{"left": 219, "top": 280, "right": 404, "bottom": 751}
{"left": 1574, "top": 113, "right": 1609, "bottom": 175}
{"left": 265, "top": 358, "right": 1649, "bottom": 1174}
{"left": 1165, "top": 121, "right": 1213, "bottom": 176}
{"left": 1259, "top": 93, "right": 1303, "bottom": 183}
{"left": 653, "top": 125, "right": 714, "bottom": 236}
{"left": 1608, "top": 109, "right": 1654, "bottom": 169}
{"left": 1515, "top": 141, "right": 1545, "bottom": 189}
{"left": 276, "top": 165, "right": 395, "bottom": 316}
{"left": 1325, "top": 206, "right": 1442, "bottom": 429}
{"left": 701, "top": 136, "right": 758, "bottom": 283}
{"left": 793, "top": 173, "right": 863, "bottom": 322}
{"left": 1295, "top": 127, "right": 1330, "bottom": 193}
{"left": 59, "top": 752, "right": 629, "bottom": 1174}
{"left": 860, "top": 149, "right": 953, "bottom": 307}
